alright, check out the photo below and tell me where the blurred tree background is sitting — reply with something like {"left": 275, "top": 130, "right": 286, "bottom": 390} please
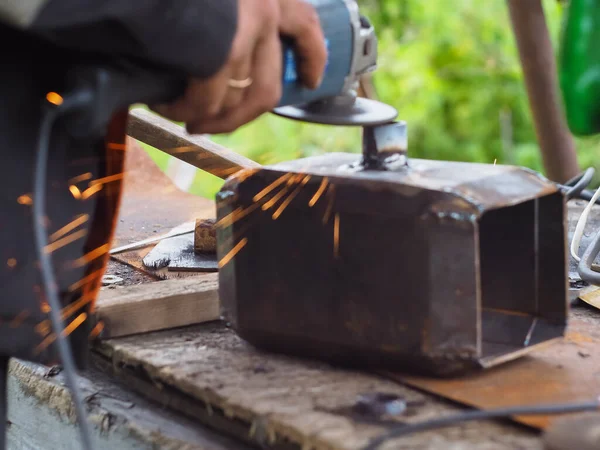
{"left": 143, "top": 0, "right": 600, "bottom": 199}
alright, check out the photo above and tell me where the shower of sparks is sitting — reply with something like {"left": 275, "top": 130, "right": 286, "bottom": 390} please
{"left": 34, "top": 312, "right": 88, "bottom": 354}
{"left": 68, "top": 172, "right": 92, "bottom": 184}
{"left": 89, "top": 172, "right": 125, "bottom": 187}
{"left": 333, "top": 214, "right": 340, "bottom": 258}
{"left": 71, "top": 244, "right": 110, "bottom": 268}
{"left": 59, "top": 293, "right": 95, "bottom": 322}
{"left": 309, "top": 178, "right": 329, "bottom": 207}
{"left": 49, "top": 214, "right": 89, "bottom": 243}
{"left": 69, "top": 185, "right": 82, "bottom": 199}
{"left": 262, "top": 176, "right": 299, "bottom": 211}
{"left": 107, "top": 142, "right": 127, "bottom": 151}
{"left": 272, "top": 175, "right": 311, "bottom": 220}
{"left": 44, "top": 229, "right": 87, "bottom": 254}
{"left": 6, "top": 258, "right": 16, "bottom": 268}
{"left": 89, "top": 321, "right": 105, "bottom": 339}
{"left": 81, "top": 184, "right": 104, "bottom": 200}
{"left": 17, "top": 194, "right": 32, "bottom": 205}
{"left": 46, "top": 92, "right": 63, "bottom": 106}
{"left": 68, "top": 268, "right": 104, "bottom": 292}
{"left": 322, "top": 185, "right": 336, "bottom": 225}
{"left": 217, "top": 203, "right": 262, "bottom": 229}
{"left": 9, "top": 310, "right": 30, "bottom": 328}
{"left": 253, "top": 173, "right": 293, "bottom": 202}
{"left": 218, "top": 238, "right": 248, "bottom": 268}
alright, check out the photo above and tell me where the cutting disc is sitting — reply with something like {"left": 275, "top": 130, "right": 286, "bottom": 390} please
{"left": 272, "top": 97, "right": 398, "bottom": 126}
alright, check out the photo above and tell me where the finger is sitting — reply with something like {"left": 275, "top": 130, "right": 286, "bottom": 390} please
{"left": 187, "top": 32, "right": 282, "bottom": 135}
{"left": 150, "top": 65, "right": 231, "bottom": 123}
{"left": 278, "top": 0, "right": 327, "bottom": 89}
{"left": 221, "top": 57, "right": 252, "bottom": 111}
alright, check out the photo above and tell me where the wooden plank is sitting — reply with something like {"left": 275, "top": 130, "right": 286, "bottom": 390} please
{"left": 95, "top": 274, "right": 219, "bottom": 338}
{"left": 127, "top": 108, "right": 261, "bottom": 179}
{"left": 94, "top": 323, "right": 543, "bottom": 450}
{"left": 7, "top": 359, "right": 249, "bottom": 450}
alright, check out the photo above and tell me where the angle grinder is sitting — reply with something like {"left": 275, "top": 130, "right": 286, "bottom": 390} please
{"left": 275, "top": 0, "right": 398, "bottom": 126}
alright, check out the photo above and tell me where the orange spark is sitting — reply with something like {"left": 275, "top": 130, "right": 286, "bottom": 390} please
{"left": 44, "top": 229, "right": 87, "bottom": 254}
{"left": 49, "top": 214, "right": 89, "bottom": 243}
{"left": 253, "top": 173, "right": 293, "bottom": 202}
{"left": 89, "top": 172, "right": 125, "bottom": 187}
{"left": 6, "top": 258, "right": 16, "bottom": 268}
{"left": 217, "top": 203, "right": 262, "bottom": 229}
{"left": 17, "top": 194, "right": 32, "bottom": 205}
{"left": 34, "top": 312, "right": 88, "bottom": 354}
{"left": 218, "top": 238, "right": 248, "bottom": 268}
{"left": 81, "top": 184, "right": 104, "bottom": 200}
{"left": 60, "top": 293, "right": 95, "bottom": 323}
{"left": 10, "top": 310, "right": 30, "bottom": 328}
{"left": 46, "top": 92, "right": 63, "bottom": 106}
{"left": 71, "top": 244, "right": 110, "bottom": 268}
{"left": 69, "top": 185, "right": 82, "bottom": 199}
{"left": 309, "top": 178, "right": 329, "bottom": 207}
{"left": 89, "top": 321, "right": 105, "bottom": 340}
{"left": 68, "top": 268, "right": 104, "bottom": 292}
{"left": 232, "top": 168, "right": 259, "bottom": 183}
{"left": 333, "top": 214, "right": 340, "bottom": 259}
{"left": 63, "top": 313, "right": 88, "bottom": 338}
{"left": 272, "top": 175, "right": 310, "bottom": 220}
{"left": 68, "top": 172, "right": 92, "bottom": 184}
{"left": 41, "top": 301, "right": 51, "bottom": 313}
{"left": 322, "top": 185, "right": 336, "bottom": 225}
{"left": 262, "top": 179, "right": 297, "bottom": 211}
{"left": 107, "top": 142, "right": 127, "bottom": 151}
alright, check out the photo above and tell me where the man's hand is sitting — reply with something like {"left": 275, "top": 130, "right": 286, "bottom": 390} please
{"left": 151, "top": 0, "right": 327, "bottom": 135}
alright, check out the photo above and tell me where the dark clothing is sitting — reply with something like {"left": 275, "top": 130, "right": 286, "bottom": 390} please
{"left": 2, "top": 0, "right": 238, "bottom": 78}
{"left": 0, "top": 1, "right": 237, "bottom": 365}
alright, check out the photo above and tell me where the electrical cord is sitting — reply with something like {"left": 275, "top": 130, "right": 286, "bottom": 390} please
{"left": 578, "top": 227, "right": 600, "bottom": 286}
{"left": 570, "top": 185, "right": 600, "bottom": 268}
{"left": 34, "top": 90, "right": 95, "bottom": 450}
{"left": 362, "top": 397, "right": 600, "bottom": 450}
{"left": 561, "top": 167, "right": 595, "bottom": 200}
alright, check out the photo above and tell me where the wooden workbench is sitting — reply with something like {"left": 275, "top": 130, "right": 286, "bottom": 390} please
{"left": 6, "top": 142, "right": 599, "bottom": 450}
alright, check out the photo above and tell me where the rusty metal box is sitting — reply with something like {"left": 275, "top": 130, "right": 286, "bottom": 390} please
{"left": 216, "top": 154, "right": 567, "bottom": 376}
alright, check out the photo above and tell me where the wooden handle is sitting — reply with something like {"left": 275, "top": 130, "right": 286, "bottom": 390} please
{"left": 127, "top": 108, "right": 261, "bottom": 179}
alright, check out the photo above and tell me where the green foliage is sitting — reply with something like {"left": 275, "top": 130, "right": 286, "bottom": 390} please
{"left": 147, "top": 0, "right": 600, "bottom": 199}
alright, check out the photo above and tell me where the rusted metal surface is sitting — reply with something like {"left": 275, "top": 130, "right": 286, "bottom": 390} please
{"left": 109, "top": 138, "right": 216, "bottom": 279}
{"left": 217, "top": 151, "right": 567, "bottom": 376}
{"left": 388, "top": 305, "right": 600, "bottom": 430}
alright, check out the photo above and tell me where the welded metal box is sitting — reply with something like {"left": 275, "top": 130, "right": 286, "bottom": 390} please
{"left": 216, "top": 154, "right": 567, "bottom": 376}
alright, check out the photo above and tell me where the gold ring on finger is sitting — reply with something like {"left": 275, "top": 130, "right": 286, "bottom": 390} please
{"left": 228, "top": 77, "right": 253, "bottom": 89}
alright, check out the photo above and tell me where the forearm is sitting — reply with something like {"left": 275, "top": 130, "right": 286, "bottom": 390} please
{"left": 0, "top": 0, "right": 237, "bottom": 78}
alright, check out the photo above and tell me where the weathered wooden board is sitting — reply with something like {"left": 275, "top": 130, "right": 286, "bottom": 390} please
{"left": 94, "top": 323, "right": 544, "bottom": 450}
{"left": 96, "top": 273, "right": 219, "bottom": 338}
{"left": 127, "top": 108, "right": 260, "bottom": 179}
{"left": 7, "top": 358, "right": 249, "bottom": 450}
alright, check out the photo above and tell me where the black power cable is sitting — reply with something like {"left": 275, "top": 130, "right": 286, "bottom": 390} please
{"left": 34, "top": 91, "right": 95, "bottom": 450}
{"left": 363, "top": 397, "right": 600, "bottom": 450}
{"left": 561, "top": 167, "right": 596, "bottom": 200}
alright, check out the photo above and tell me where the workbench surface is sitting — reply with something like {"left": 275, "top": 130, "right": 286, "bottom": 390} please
{"left": 7, "top": 142, "right": 599, "bottom": 450}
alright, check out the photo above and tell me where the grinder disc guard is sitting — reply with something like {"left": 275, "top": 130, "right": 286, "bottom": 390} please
{"left": 273, "top": 97, "right": 398, "bottom": 126}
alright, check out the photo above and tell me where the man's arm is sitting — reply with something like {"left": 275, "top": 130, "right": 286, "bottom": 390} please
{"left": 0, "top": 0, "right": 237, "bottom": 79}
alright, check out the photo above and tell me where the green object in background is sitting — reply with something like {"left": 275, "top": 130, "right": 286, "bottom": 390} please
{"left": 559, "top": 0, "right": 600, "bottom": 136}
